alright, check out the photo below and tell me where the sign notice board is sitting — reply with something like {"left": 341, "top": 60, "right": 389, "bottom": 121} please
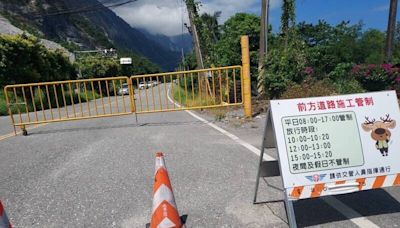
{"left": 268, "top": 91, "right": 400, "bottom": 200}
{"left": 120, "top": 58, "right": 132, "bottom": 65}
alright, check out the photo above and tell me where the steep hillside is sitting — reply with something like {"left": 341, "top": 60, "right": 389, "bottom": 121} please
{"left": 0, "top": 0, "right": 180, "bottom": 70}
{"left": 0, "top": 14, "right": 75, "bottom": 60}
{"left": 139, "top": 29, "right": 193, "bottom": 54}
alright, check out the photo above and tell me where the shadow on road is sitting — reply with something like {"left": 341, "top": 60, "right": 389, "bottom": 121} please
{"left": 295, "top": 189, "right": 400, "bottom": 227}
{"left": 27, "top": 120, "right": 215, "bottom": 135}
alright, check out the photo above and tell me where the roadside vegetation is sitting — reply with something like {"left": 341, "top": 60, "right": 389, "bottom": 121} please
{"left": 0, "top": 87, "right": 100, "bottom": 116}
{"left": 0, "top": 33, "right": 160, "bottom": 116}
{"left": 172, "top": 86, "right": 214, "bottom": 108}
{"left": 180, "top": 0, "right": 400, "bottom": 100}
{"left": 172, "top": 79, "right": 233, "bottom": 121}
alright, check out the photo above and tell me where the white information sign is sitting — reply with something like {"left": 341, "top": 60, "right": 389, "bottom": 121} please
{"left": 270, "top": 91, "right": 400, "bottom": 192}
{"left": 120, "top": 57, "right": 132, "bottom": 65}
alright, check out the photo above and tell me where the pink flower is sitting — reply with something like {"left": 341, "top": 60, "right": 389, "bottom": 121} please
{"left": 364, "top": 70, "right": 370, "bottom": 77}
{"left": 381, "top": 63, "right": 392, "bottom": 70}
{"left": 351, "top": 65, "right": 360, "bottom": 74}
{"left": 381, "top": 63, "right": 393, "bottom": 74}
{"left": 395, "top": 76, "right": 400, "bottom": 82}
{"left": 368, "top": 64, "right": 376, "bottom": 69}
{"left": 304, "top": 67, "right": 314, "bottom": 75}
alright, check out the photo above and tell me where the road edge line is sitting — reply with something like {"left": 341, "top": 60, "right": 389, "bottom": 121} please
{"left": 323, "top": 196, "right": 379, "bottom": 228}
{"left": 166, "top": 87, "right": 275, "bottom": 161}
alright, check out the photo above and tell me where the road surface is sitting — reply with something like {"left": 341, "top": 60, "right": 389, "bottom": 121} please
{"left": 1, "top": 83, "right": 400, "bottom": 227}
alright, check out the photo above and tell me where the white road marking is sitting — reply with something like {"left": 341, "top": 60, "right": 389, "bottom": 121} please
{"left": 323, "top": 196, "right": 379, "bottom": 228}
{"left": 166, "top": 85, "right": 379, "bottom": 228}
{"left": 166, "top": 87, "right": 274, "bottom": 161}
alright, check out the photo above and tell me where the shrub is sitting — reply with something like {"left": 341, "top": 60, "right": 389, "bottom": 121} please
{"left": 328, "top": 63, "right": 365, "bottom": 94}
{"left": 265, "top": 42, "right": 308, "bottom": 98}
{"left": 350, "top": 64, "right": 400, "bottom": 91}
{"left": 280, "top": 78, "right": 336, "bottom": 99}
{"left": 0, "top": 34, "right": 76, "bottom": 87}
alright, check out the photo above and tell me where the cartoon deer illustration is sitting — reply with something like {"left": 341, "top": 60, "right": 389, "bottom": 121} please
{"left": 362, "top": 114, "right": 396, "bottom": 156}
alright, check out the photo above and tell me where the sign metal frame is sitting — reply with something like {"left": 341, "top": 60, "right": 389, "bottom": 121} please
{"left": 254, "top": 91, "right": 400, "bottom": 228}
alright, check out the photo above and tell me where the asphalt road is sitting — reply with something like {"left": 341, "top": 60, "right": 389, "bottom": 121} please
{"left": 1, "top": 83, "right": 400, "bottom": 227}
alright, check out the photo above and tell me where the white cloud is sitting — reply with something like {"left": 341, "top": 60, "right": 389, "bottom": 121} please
{"left": 200, "top": 0, "right": 281, "bottom": 22}
{"left": 372, "top": 4, "right": 389, "bottom": 12}
{"left": 112, "top": 0, "right": 282, "bottom": 36}
{"left": 112, "top": 1, "right": 189, "bottom": 36}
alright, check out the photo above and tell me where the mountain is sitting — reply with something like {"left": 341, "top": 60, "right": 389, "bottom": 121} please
{"left": 139, "top": 29, "right": 193, "bottom": 54}
{"left": 0, "top": 0, "right": 181, "bottom": 70}
{"left": 170, "top": 34, "right": 193, "bottom": 54}
{"left": 0, "top": 14, "right": 78, "bottom": 63}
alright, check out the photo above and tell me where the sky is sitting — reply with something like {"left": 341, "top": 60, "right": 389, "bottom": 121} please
{"left": 111, "top": 0, "right": 399, "bottom": 37}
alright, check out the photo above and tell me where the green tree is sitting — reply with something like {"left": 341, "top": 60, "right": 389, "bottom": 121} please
{"left": 213, "top": 13, "right": 260, "bottom": 71}
{"left": 356, "top": 29, "right": 385, "bottom": 64}
{"left": 197, "top": 11, "right": 221, "bottom": 66}
{"left": 199, "top": 11, "right": 221, "bottom": 43}
{"left": 392, "top": 21, "right": 400, "bottom": 63}
{"left": 0, "top": 34, "right": 76, "bottom": 86}
{"left": 264, "top": 38, "right": 308, "bottom": 98}
{"left": 297, "top": 20, "right": 362, "bottom": 75}
{"left": 281, "top": 0, "right": 296, "bottom": 48}
{"left": 78, "top": 57, "right": 120, "bottom": 79}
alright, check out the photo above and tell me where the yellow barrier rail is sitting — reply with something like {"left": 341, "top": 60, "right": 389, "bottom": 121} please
{"left": 131, "top": 65, "right": 243, "bottom": 114}
{"left": 4, "top": 76, "right": 134, "bottom": 135}
{"left": 3, "top": 35, "right": 252, "bottom": 136}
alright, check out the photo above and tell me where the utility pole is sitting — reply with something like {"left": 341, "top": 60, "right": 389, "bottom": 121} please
{"left": 185, "top": 0, "right": 204, "bottom": 69}
{"left": 185, "top": 0, "right": 212, "bottom": 99}
{"left": 257, "top": 0, "right": 269, "bottom": 96}
{"left": 181, "top": 48, "right": 186, "bottom": 71}
{"left": 385, "top": 0, "right": 398, "bottom": 63}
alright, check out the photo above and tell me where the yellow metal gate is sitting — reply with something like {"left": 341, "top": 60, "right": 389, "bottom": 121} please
{"left": 4, "top": 77, "right": 135, "bottom": 134}
{"left": 3, "top": 36, "right": 252, "bottom": 135}
{"left": 131, "top": 66, "right": 243, "bottom": 114}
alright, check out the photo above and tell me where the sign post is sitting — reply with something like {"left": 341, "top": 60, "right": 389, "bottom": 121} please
{"left": 254, "top": 91, "right": 400, "bottom": 227}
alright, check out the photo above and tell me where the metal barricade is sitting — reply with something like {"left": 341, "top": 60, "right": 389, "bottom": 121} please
{"left": 2, "top": 36, "right": 253, "bottom": 136}
{"left": 3, "top": 66, "right": 247, "bottom": 135}
{"left": 4, "top": 76, "right": 134, "bottom": 135}
{"left": 131, "top": 66, "right": 243, "bottom": 114}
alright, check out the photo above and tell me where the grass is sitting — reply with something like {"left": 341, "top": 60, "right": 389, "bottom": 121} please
{"left": 172, "top": 85, "right": 228, "bottom": 121}
{"left": 0, "top": 90, "right": 10, "bottom": 116}
{"left": 0, "top": 88, "right": 100, "bottom": 116}
{"left": 172, "top": 85, "right": 216, "bottom": 107}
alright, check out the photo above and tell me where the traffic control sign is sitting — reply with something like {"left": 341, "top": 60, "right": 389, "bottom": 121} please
{"left": 254, "top": 91, "right": 400, "bottom": 228}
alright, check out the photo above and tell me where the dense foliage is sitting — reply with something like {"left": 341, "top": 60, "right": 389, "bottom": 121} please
{"left": 183, "top": 4, "right": 400, "bottom": 99}
{"left": 0, "top": 34, "right": 76, "bottom": 87}
{"left": 77, "top": 53, "right": 160, "bottom": 79}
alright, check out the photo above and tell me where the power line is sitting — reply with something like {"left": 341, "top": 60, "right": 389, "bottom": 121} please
{"left": 29, "top": 0, "right": 138, "bottom": 18}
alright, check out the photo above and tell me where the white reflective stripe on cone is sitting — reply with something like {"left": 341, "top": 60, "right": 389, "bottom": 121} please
{"left": 155, "top": 157, "right": 166, "bottom": 174}
{"left": 152, "top": 184, "right": 177, "bottom": 214}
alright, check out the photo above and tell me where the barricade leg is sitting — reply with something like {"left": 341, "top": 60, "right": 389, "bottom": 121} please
{"left": 284, "top": 193, "right": 297, "bottom": 228}
{"left": 21, "top": 125, "right": 27, "bottom": 136}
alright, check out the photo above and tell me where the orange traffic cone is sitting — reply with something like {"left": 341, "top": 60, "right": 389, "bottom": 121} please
{"left": 0, "top": 200, "right": 12, "bottom": 228}
{"left": 149, "top": 152, "right": 183, "bottom": 228}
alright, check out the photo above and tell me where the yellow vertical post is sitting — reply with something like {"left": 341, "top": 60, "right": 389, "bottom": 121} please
{"left": 4, "top": 87, "right": 17, "bottom": 135}
{"left": 241, "top": 35, "right": 252, "bottom": 118}
{"left": 127, "top": 78, "right": 135, "bottom": 113}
